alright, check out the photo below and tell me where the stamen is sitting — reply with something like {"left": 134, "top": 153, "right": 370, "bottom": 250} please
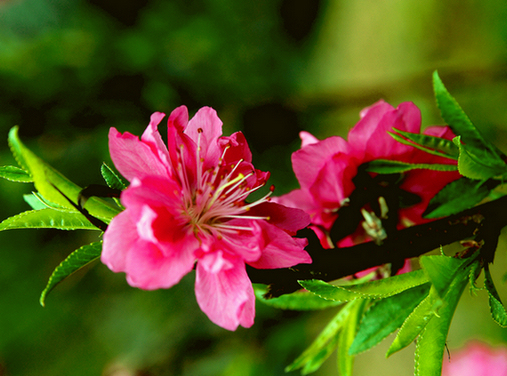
{"left": 180, "top": 138, "right": 277, "bottom": 244}
{"left": 196, "top": 128, "right": 203, "bottom": 189}
{"left": 230, "top": 181, "right": 266, "bottom": 202}
{"left": 361, "top": 208, "right": 386, "bottom": 245}
{"left": 361, "top": 208, "right": 379, "bottom": 229}
{"left": 201, "top": 145, "right": 230, "bottom": 188}
{"left": 215, "top": 173, "right": 247, "bottom": 197}
{"left": 202, "top": 173, "right": 249, "bottom": 214}
{"left": 178, "top": 145, "right": 193, "bottom": 205}
{"left": 378, "top": 196, "right": 389, "bottom": 219}
{"left": 240, "top": 190, "right": 273, "bottom": 211}
{"left": 213, "top": 223, "right": 255, "bottom": 232}
{"left": 224, "top": 159, "right": 244, "bottom": 182}
{"left": 223, "top": 171, "right": 253, "bottom": 195}
{"left": 222, "top": 215, "right": 270, "bottom": 220}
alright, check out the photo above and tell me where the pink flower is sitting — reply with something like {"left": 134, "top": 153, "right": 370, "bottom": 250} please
{"left": 276, "top": 100, "right": 460, "bottom": 250}
{"left": 102, "top": 106, "right": 311, "bottom": 331}
{"left": 443, "top": 341, "right": 507, "bottom": 376}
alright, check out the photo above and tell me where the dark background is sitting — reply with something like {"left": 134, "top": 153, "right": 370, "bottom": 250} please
{"left": 1, "top": 0, "right": 507, "bottom": 375}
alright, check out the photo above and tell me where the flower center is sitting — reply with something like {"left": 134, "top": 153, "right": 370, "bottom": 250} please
{"left": 178, "top": 129, "right": 272, "bottom": 240}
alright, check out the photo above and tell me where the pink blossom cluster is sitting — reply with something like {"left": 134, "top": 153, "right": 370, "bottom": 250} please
{"left": 102, "top": 106, "right": 311, "bottom": 331}
{"left": 443, "top": 341, "right": 507, "bottom": 376}
{"left": 276, "top": 100, "right": 460, "bottom": 251}
{"left": 101, "top": 100, "right": 460, "bottom": 330}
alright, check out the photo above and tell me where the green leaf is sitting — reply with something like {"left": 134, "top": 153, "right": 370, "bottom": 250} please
{"left": 0, "top": 165, "right": 33, "bottom": 182}
{"left": 40, "top": 241, "right": 103, "bottom": 306}
{"left": 388, "top": 257, "right": 474, "bottom": 358}
{"left": 285, "top": 301, "right": 358, "bottom": 374}
{"left": 337, "top": 299, "right": 367, "bottom": 376}
{"left": 433, "top": 71, "right": 494, "bottom": 151}
{"left": 365, "top": 159, "right": 457, "bottom": 174}
{"left": 23, "top": 193, "right": 49, "bottom": 210}
{"left": 349, "top": 283, "right": 431, "bottom": 355}
{"left": 433, "top": 71, "right": 506, "bottom": 168}
{"left": 23, "top": 191, "right": 67, "bottom": 211}
{"left": 484, "top": 266, "right": 507, "bottom": 327}
{"left": 9, "top": 126, "right": 77, "bottom": 209}
{"left": 389, "top": 129, "right": 459, "bottom": 159}
{"left": 254, "top": 285, "right": 343, "bottom": 310}
{"left": 101, "top": 162, "right": 126, "bottom": 190}
{"left": 0, "top": 209, "right": 100, "bottom": 231}
{"left": 299, "top": 331, "right": 339, "bottom": 375}
{"left": 424, "top": 177, "right": 498, "bottom": 219}
{"left": 386, "top": 287, "right": 439, "bottom": 357}
{"left": 8, "top": 127, "right": 121, "bottom": 222}
{"left": 469, "top": 260, "right": 483, "bottom": 294}
{"left": 453, "top": 136, "right": 507, "bottom": 180}
{"left": 298, "top": 269, "right": 429, "bottom": 302}
{"left": 414, "top": 264, "right": 470, "bottom": 376}
{"left": 420, "top": 255, "right": 472, "bottom": 298}
{"left": 433, "top": 70, "right": 473, "bottom": 139}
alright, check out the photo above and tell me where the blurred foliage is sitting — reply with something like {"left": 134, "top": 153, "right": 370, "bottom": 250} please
{"left": 1, "top": 0, "right": 507, "bottom": 375}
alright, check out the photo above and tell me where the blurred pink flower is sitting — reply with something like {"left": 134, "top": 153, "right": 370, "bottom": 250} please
{"left": 443, "top": 341, "right": 507, "bottom": 376}
{"left": 276, "top": 100, "right": 460, "bottom": 250}
{"left": 102, "top": 106, "right": 311, "bottom": 330}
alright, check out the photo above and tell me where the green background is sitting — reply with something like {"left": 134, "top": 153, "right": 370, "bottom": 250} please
{"left": 1, "top": 0, "right": 507, "bottom": 374}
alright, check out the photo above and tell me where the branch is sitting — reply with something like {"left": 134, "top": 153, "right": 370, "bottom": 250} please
{"left": 247, "top": 194, "right": 507, "bottom": 298}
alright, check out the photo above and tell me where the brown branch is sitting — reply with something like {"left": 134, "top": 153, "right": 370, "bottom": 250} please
{"left": 247, "top": 195, "right": 507, "bottom": 298}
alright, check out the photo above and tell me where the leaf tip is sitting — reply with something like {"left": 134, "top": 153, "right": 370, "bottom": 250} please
{"left": 39, "top": 293, "right": 47, "bottom": 307}
{"left": 385, "top": 345, "right": 396, "bottom": 359}
{"left": 8, "top": 125, "right": 19, "bottom": 139}
{"left": 284, "top": 364, "right": 295, "bottom": 373}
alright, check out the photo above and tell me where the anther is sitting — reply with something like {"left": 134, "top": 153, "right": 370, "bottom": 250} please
{"left": 378, "top": 196, "right": 389, "bottom": 219}
{"left": 361, "top": 208, "right": 387, "bottom": 245}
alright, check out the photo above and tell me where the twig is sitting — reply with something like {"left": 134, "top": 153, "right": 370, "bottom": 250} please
{"left": 248, "top": 195, "right": 507, "bottom": 298}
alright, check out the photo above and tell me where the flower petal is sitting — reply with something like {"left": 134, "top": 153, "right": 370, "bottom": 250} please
{"left": 125, "top": 239, "right": 196, "bottom": 290}
{"left": 272, "top": 188, "right": 315, "bottom": 213}
{"left": 120, "top": 176, "right": 181, "bottom": 217}
{"left": 109, "top": 127, "right": 170, "bottom": 181}
{"left": 195, "top": 254, "right": 255, "bottom": 331}
{"left": 248, "top": 202, "right": 310, "bottom": 235}
{"left": 308, "top": 151, "right": 358, "bottom": 208}
{"left": 102, "top": 210, "right": 137, "bottom": 272}
{"left": 300, "top": 131, "right": 319, "bottom": 147}
{"left": 396, "top": 101, "right": 423, "bottom": 133}
{"left": 119, "top": 177, "right": 199, "bottom": 255}
{"left": 399, "top": 125, "right": 459, "bottom": 222}
{"left": 167, "top": 105, "right": 189, "bottom": 132}
{"left": 247, "top": 220, "right": 311, "bottom": 269}
{"left": 166, "top": 106, "right": 197, "bottom": 186}
{"left": 442, "top": 342, "right": 507, "bottom": 376}
{"left": 141, "top": 112, "right": 170, "bottom": 167}
{"left": 400, "top": 167, "right": 460, "bottom": 222}
{"left": 350, "top": 101, "right": 423, "bottom": 162}
{"left": 292, "top": 135, "right": 351, "bottom": 191}
{"left": 348, "top": 100, "right": 394, "bottom": 154}
{"left": 136, "top": 204, "right": 159, "bottom": 243}
{"left": 219, "top": 131, "right": 253, "bottom": 164}
{"left": 185, "top": 106, "right": 224, "bottom": 170}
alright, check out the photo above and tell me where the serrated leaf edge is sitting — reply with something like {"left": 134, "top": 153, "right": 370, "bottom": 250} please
{"left": 0, "top": 208, "right": 100, "bottom": 231}
{"left": 349, "top": 283, "right": 431, "bottom": 356}
{"left": 40, "top": 241, "right": 103, "bottom": 306}
{"left": 299, "top": 270, "right": 429, "bottom": 302}
{"left": 385, "top": 288, "right": 436, "bottom": 358}
{"left": 389, "top": 130, "right": 459, "bottom": 160}
{"left": 0, "top": 165, "right": 33, "bottom": 182}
